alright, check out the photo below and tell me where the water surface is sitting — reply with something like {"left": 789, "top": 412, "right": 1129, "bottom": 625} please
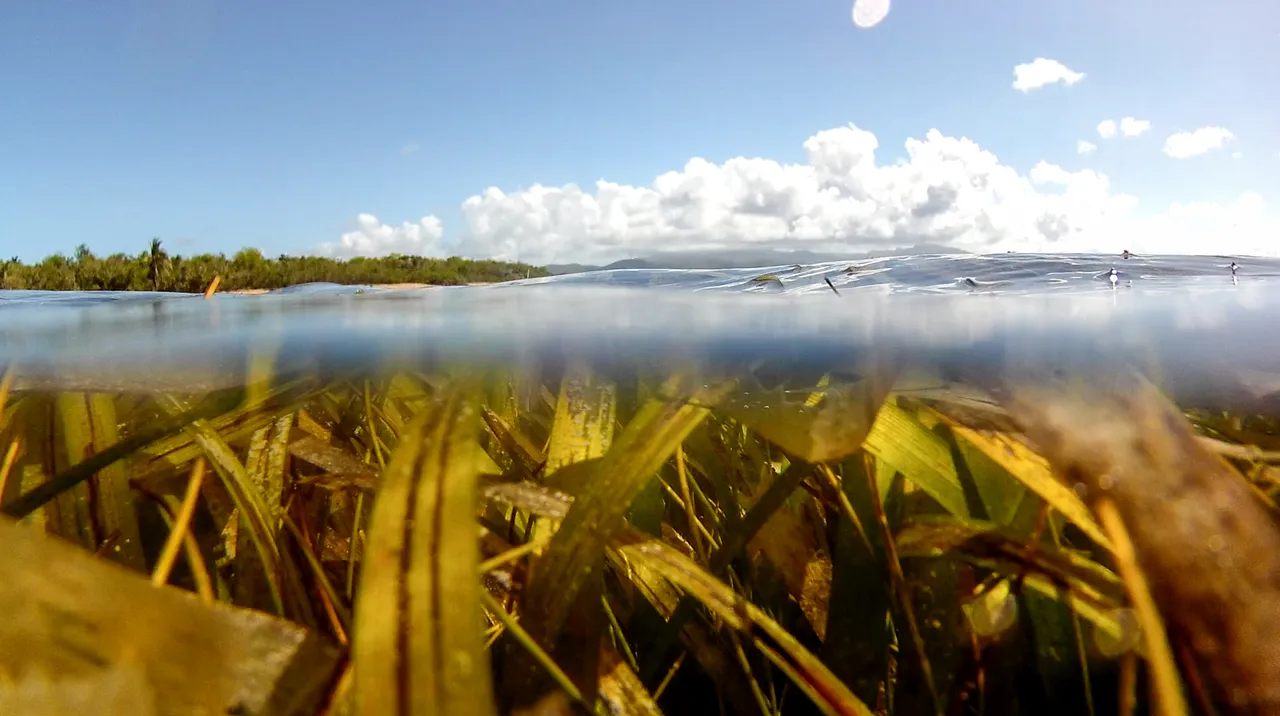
{"left": 3, "top": 253, "right": 1278, "bottom": 404}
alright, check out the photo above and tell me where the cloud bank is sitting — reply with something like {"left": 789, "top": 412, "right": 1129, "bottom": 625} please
{"left": 323, "top": 123, "right": 1277, "bottom": 264}
{"left": 453, "top": 125, "right": 1143, "bottom": 264}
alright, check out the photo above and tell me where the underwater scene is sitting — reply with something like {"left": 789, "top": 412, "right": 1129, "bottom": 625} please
{"left": 2, "top": 254, "right": 1279, "bottom": 715}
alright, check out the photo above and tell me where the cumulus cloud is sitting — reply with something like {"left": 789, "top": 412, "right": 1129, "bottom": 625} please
{"left": 1100, "top": 117, "right": 1152, "bottom": 139}
{"left": 328, "top": 125, "right": 1278, "bottom": 263}
{"left": 1012, "top": 58, "right": 1085, "bottom": 92}
{"left": 1163, "top": 127, "right": 1234, "bottom": 158}
{"left": 1077, "top": 140, "right": 1098, "bottom": 155}
{"left": 315, "top": 213, "right": 446, "bottom": 258}
{"left": 1145, "top": 191, "right": 1274, "bottom": 256}
{"left": 1167, "top": 192, "right": 1264, "bottom": 220}
{"left": 1098, "top": 117, "right": 1150, "bottom": 140}
{"left": 1119, "top": 117, "right": 1151, "bottom": 137}
{"left": 452, "top": 124, "right": 1148, "bottom": 264}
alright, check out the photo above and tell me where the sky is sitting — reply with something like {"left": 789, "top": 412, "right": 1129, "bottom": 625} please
{"left": 2, "top": 0, "right": 1278, "bottom": 265}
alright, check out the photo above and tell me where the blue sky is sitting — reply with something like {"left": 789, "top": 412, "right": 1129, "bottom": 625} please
{"left": 2, "top": 0, "right": 1277, "bottom": 264}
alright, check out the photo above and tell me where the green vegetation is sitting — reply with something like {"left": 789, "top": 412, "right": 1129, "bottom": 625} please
{"left": 1, "top": 355, "right": 1278, "bottom": 715}
{"left": 0, "top": 238, "right": 548, "bottom": 292}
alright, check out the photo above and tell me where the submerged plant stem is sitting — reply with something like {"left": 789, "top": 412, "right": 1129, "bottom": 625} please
{"left": 2, "top": 388, "right": 248, "bottom": 518}
{"left": 481, "top": 591, "right": 587, "bottom": 708}
{"left": 0, "top": 439, "right": 19, "bottom": 502}
{"left": 863, "top": 454, "right": 942, "bottom": 716}
{"left": 151, "top": 457, "right": 207, "bottom": 588}
{"left": 677, "top": 445, "right": 710, "bottom": 563}
{"left": 284, "top": 513, "right": 352, "bottom": 645}
{"left": 1096, "top": 498, "right": 1188, "bottom": 716}
{"left": 0, "top": 366, "right": 13, "bottom": 420}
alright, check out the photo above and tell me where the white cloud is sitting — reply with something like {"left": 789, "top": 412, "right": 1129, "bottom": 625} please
{"left": 1167, "top": 192, "right": 1264, "bottom": 220}
{"left": 1119, "top": 117, "right": 1151, "bottom": 137}
{"left": 1163, "top": 127, "right": 1234, "bottom": 158}
{"left": 1097, "top": 117, "right": 1151, "bottom": 140}
{"left": 1232, "top": 151, "right": 1243, "bottom": 160}
{"left": 1146, "top": 192, "right": 1273, "bottom": 256}
{"left": 400, "top": 143, "right": 421, "bottom": 156}
{"left": 315, "top": 213, "right": 446, "bottom": 258}
{"left": 453, "top": 124, "right": 1147, "bottom": 264}
{"left": 329, "top": 124, "right": 1278, "bottom": 264}
{"left": 1077, "top": 140, "right": 1098, "bottom": 155}
{"left": 1012, "top": 58, "right": 1085, "bottom": 92}
{"left": 447, "top": 124, "right": 1279, "bottom": 263}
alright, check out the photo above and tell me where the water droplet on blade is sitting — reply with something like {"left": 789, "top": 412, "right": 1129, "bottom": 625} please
{"left": 965, "top": 581, "right": 1018, "bottom": 637}
{"left": 1094, "top": 608, "right": 1141, "bottom": 657}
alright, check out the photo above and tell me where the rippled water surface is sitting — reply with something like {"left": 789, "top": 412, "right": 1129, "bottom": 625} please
{"left": 515, "top": 252, "right": 1280, "bottom": 294}
{"left": 3, "top": 253, "right": 1280, "bottom": 395}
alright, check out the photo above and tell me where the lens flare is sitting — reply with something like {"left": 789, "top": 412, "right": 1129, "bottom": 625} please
{"left": 852, "top": 0, "right": 891, "bottom": 28}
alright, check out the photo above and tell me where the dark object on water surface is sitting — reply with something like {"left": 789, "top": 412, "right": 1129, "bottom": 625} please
{"left": 1123, "top": 250, "right": 1132, "bottom": 259}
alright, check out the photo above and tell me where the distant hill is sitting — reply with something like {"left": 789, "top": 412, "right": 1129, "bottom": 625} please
{"left": 541, "top": 262, "right": 601, "bottom": 275}
{"left": 543, "top": 243, "right": 966, "bottom": 275}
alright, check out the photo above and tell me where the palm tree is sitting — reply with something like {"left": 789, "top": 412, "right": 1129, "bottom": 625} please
{"left": 147, "top": 238, "right": 170, "bottom": 292}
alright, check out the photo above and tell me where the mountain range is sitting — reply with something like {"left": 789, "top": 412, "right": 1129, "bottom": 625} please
{"left": 543, "top": 243, "right": 966, "bottom": 275}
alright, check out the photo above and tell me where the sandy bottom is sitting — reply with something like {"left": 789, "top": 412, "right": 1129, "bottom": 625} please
{"left": 227, "top": 282, "right": 488, "bottom": 295}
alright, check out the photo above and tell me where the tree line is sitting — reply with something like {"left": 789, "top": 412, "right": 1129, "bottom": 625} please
{"left": 0, "top": 239, "right": 548, "bottom": 292}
